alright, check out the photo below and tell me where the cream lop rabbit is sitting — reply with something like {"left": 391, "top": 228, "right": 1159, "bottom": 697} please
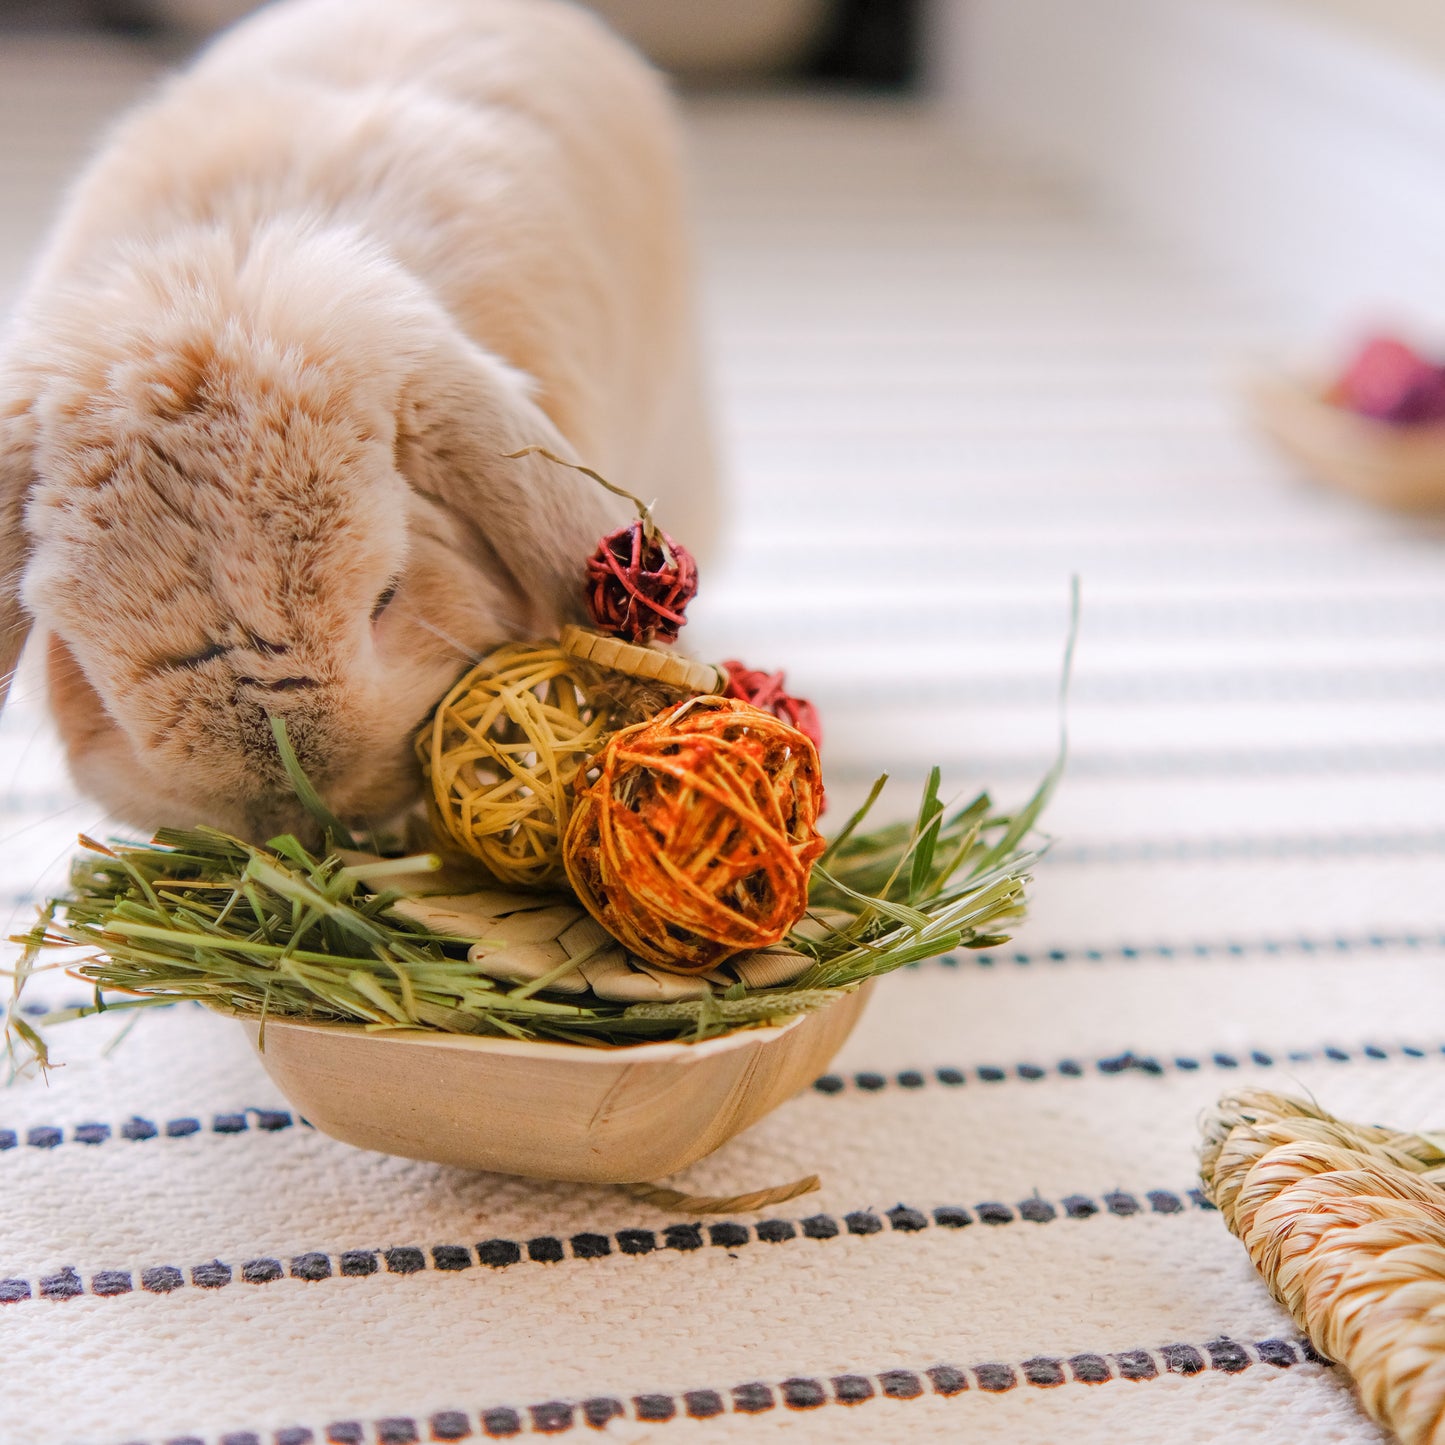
{"left": 0, "top": 0, "right": 716, "bottom": 841}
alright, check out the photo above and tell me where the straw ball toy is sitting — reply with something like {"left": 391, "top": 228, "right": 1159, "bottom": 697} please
{"left": 507, "top": 444, "right": 699, "bottom": 644}
{"left": 416, "top": 631, "right": 724, "bottom": 891}
{"left": 563, "top": 695, "right": 825, "bottom": 972}
{"left": 585, "top": 518, "right": 697, "bottom": 644}
{"left": 416, "top": 642, "right": 610, "bottom": 888}
{"left": 1202, "top": 1089, "right": 1445, "bottom": 1445}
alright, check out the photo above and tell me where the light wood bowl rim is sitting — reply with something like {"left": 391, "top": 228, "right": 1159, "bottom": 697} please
{"left": 230, "top": 1004, "right": 825, "bottom": 1066}
{"left": 1247, "top": 373, "right": 1445, "bottom": 438}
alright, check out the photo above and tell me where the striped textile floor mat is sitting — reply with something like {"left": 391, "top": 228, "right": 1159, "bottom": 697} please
{"left": 2, "top": 41, "right": 1435, "bottom": 1445}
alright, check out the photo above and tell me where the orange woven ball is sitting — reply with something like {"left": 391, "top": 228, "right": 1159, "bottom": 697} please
{"left": 562, "top": 696, "right": 826, "bottom": 973}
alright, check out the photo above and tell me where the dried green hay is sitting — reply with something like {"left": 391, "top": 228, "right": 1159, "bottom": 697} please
{"left": 3, "top": 759, "right": 1053, "bottom": 1071}
{"left": 5, "top": 588, "right": 1076, "bottom": 1072}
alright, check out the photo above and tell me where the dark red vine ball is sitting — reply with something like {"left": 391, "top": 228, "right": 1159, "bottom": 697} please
{"left": 722, "top": 660, "right": 822, "bottom": 750}
{"left": 584, "top": 522, "right": 699, "bottom": 644}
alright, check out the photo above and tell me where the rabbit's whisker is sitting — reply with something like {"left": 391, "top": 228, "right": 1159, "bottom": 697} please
{"left": 3, "top": 650, "right": 83, "bottom": 708}
{"left": 400, "top": 607, "right": 486, "bottom": 666}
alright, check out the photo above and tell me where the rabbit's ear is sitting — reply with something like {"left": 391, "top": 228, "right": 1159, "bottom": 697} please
{"left": 394, "top": 331, "right": 629, "bottom": 633}
{"left": 0, "top": 399, "right": 34, "bottom": 720}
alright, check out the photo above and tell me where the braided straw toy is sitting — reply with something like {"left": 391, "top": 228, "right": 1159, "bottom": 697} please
{"left": 563, "top": 695, "right": 826, "bottom": 973}
{"left": 417, "top": 643, "right": 612, "bottom": 887}
{"left": 1201, "top": 1089, "right": 1445, "bottom": 1444}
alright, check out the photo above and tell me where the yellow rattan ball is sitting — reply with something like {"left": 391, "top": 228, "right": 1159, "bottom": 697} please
{"left": 417, "top": 643, "right": 611, "bottom": 888}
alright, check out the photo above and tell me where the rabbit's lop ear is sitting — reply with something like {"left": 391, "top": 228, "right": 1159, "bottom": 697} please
{"left": 395, "top": 331, "right": 628, "bottom": 634}
{"left": 0, "top": 397, "right": 34, "bottom": 721}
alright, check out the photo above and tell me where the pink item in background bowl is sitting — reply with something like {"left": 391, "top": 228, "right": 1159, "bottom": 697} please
{"left": 1247, "top": 371, "right": 1445, "bottom": 511}
{"left": 1328, "top": 335, "right": 1445, "bottom": 426}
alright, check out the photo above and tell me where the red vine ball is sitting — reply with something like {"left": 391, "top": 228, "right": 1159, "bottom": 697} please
{"left": 722, "top": 660, "right": 822, "bottom": 749}
{"left": 584, "top": 521, "right": 698, "bottom": 645}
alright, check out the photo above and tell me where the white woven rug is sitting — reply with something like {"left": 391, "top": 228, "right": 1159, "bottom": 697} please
{"left": 4, "top": 37, "right": 1442, "bottom": 1445}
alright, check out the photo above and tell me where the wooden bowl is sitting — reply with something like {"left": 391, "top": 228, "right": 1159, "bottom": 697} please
{"left": 238, "top": 982, "right": 871, "bottom": 1182}
{"left": 1246, "top": 374, "right": 1445, "bottom": 510}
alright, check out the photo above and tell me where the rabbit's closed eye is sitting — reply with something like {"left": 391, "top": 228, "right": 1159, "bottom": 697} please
{"left": 370, "top": 583, "right": 398, "bottom": 621}
{"left": 170, "top": 643, "right": 231, "bottom": 671}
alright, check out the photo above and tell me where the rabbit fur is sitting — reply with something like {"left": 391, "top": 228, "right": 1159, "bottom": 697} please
{"left": 0, "top": 0, "right": 717, "bottom": 843}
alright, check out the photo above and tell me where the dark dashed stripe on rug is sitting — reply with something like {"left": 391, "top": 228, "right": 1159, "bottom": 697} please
{"left": 740, "top": 593, "right": 1445, "bottom": 642}
{"left": 8, "top": 927, "right": 1434, "bottom": 1026}
{"left": 827, "top": 743, "right": 1445, "bottom": 782}
{"left": 810, "top": 1037, "right": 1444, "bottom": 1095}
{"left": 0, "top": 1106, "right": 299, "bottom": 1154}
{"left": 822, "top": 665, "right": 1445, "bottom": 707}
{"left": 3, "top": 1035, "right": 1438, "bottom": 1155}
{"left": 959, "top": 929, "right": 1445, "bottom": 969}
{"left": 10, "top": 929, "right": 1442, "bottom": 1021}
{"left": 0, "top": 1185, "right": 1213, "bottom": 1306}
{"left": 1043, "top": 829, "right": 1445, "bottom": 865}
{"left": 111, "top": 1336, "right": 1329, "bottom": 1443}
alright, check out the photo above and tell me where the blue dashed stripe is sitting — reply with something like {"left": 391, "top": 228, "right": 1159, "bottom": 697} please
{"left": 1045, "top": 831, "right": 1445, "bottom": 865}
{"left": 944, "top": 930, "right": 1445, "bottom": 970}
{"left": 107, "top": 1336, "right": 1327, "bottom": 1442}
{"left": 4, "top": 1034, "right": 1418, "bottom": 1155}
{"left": 0, "top": 1186, "right": 1213, "bottom": 1307}
{"left": 810, "top": 1038, "right": 1441, "bottom": 1095}
{"left": 826, "top": 743, "right": 1445, "bottom": 784}
{"left": 0, "top": 1108, "right": 299, "bottom": 1154}
{"left": 842, "top": 667, "right": 1445, "bottom": 707}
